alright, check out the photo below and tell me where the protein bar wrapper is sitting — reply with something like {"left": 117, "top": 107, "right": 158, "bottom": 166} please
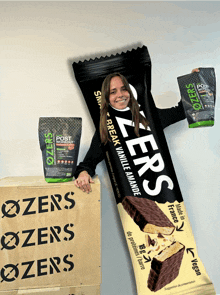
{"left": 72, "top": 46, "right": 215, "bottom": 294}
{"left": 39, "top": 117, "right": 82, "bottom": 183}
{"left": 177, "top": 68, "right": 216, "bottom": 128}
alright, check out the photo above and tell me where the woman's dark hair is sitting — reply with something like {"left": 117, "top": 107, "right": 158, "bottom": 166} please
{"left": 99, "top": 72, "right": 149, "bottom": 145}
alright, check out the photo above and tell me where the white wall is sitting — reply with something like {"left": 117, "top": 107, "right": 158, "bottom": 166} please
{"left": 0, "top": 1, "right": 220, "bottom": 294}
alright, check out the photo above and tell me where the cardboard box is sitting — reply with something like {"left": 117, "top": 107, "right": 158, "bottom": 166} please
{"left": 0, "top": 176, "right": 101, "bottom": 295}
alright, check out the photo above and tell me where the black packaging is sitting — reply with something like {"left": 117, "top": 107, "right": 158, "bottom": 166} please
{"left": 39, "top": 117, "right": 82, "bottom": 183}
{"left": 73, "top": 46, "right": 183, "bottom": 204}
{"left": 177, "top": 67, "right": 216, "bottom": 128}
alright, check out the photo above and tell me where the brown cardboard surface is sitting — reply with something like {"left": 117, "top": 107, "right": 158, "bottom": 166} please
{"left": 0, "top": 176, "right": 101, "bottom": 293}
{"left": 0, "top": 284, "right": 100, "bottom": 295}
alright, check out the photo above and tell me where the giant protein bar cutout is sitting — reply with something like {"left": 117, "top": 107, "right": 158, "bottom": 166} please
{"left": 72, "top": 46, "right": 216, "bottom": 294}
{"left": 39, "top": 117, "right": 82, "bottom": 183}
{"left": 177, "top": 68, "right": 216, "bottom": 128}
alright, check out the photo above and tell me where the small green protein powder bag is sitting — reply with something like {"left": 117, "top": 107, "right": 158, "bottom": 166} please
{"left": 177, "top": 67, "right": 216, "bottom": 128}
{"left": 38, "top": 117, "right": 82, "bottom": 183}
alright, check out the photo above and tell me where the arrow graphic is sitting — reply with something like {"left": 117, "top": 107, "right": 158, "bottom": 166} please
{"left": 176, "top": 222, "right": 184, "bottom": 231}
{"left": 143, "top": 255, "right": 151, "bottom": 263}
{"left": 186, "top": 248, "right": 195, "bottom": 258}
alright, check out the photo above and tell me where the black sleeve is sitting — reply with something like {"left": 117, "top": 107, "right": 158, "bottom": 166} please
{"left": 157, "top": 100, "right": 186, "bottom": 129}
{"left": 74, "top": 130, "right": 104, "bottom": 178}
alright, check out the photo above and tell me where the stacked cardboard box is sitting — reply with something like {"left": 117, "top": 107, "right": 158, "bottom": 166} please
{"left": 0, "top": 176, "right": 101, "bottom": 295}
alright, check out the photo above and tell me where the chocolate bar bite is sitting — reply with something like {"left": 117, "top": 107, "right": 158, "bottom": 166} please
{"left": 147, "top": 241, "right": 185, "bottom": 292}
{"left": 122, "top": 196, "right": 175, "bottom": 235}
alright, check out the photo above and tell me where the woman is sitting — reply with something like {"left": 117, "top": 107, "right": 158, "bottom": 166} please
{"left": 74, "top": 69, "right": 199, "bottom": 193}
{"left": 99, "top": 72, "right": 149, "bottom": 145}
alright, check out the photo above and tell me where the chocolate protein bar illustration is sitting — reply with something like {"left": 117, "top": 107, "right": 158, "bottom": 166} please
{"left": 147, "top": 241, "right": 185, "bottom": 292}
{"left": 122, "top": 196, "right": 175, "bottom": 235}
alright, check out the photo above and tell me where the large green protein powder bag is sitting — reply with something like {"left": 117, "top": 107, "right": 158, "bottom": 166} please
{"left": 38, "top": 117, "right": 82, "bottom": 183}
{"left": 177, "top": 67, "right": 216, "bottom": 128}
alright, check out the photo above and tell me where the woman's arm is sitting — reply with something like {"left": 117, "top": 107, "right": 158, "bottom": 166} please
{"left": 74, "top": 130, "right": 104, "bottom": 193}
{"left": 157, "top": 100, "right": 186, "bottom": 130}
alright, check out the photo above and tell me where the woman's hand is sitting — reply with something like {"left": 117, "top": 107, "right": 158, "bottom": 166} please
{"left": 191, "top": 68, "right": 200, "bottom": 73}
{"left": 74, "top": 171, "right": 94, "bottom": 193}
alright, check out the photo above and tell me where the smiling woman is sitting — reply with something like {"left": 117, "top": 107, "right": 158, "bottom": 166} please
{"left": 109, "top": 76, "right": 130, "bottom": 109}
{"left": 99, "top": 72, "right": 149, "bottom": 146}
{"left": 73, "top": 72, "right": 151, "bottom": 193}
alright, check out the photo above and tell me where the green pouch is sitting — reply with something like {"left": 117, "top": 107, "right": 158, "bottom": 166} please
{"left": 177, "top": 68, "right": 216, "bottom": 128}
{"left": 39, "top": 117, "right": 82, "bottom": 183}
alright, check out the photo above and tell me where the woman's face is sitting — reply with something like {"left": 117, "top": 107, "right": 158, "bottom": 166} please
{"left": 109, "top": 76, "right": 130, "bottom": 110}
